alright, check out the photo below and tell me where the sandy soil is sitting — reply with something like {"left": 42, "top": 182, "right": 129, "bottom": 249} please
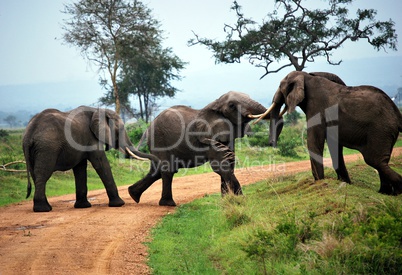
{"left": 1, "top": 148, "right": 401, "bottom": 274}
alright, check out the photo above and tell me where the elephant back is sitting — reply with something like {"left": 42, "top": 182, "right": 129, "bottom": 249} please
{"left": 147, "top": 105, "right": 198, "bottom": 154}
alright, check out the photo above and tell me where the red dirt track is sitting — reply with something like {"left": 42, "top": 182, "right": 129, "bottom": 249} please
{"left": 1, "top": 148, "right": 402, "bottom": 274}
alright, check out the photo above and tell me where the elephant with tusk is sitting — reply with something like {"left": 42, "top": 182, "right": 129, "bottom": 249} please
{"left": 23, "top": 106, "right": 158, "bottom": 212}
{"left": 256, "top": 71, "right": 402, "bottom": 195}
{"left": 128, "top": 91, "right": 269, "bottom": 206}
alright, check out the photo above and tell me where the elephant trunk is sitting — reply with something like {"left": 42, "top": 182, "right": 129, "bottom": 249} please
{"left": 242, "top": 99, "right": 268, "bottom": 118}
{"left": 268, "top": 104, "right": 284, "bottom": 147}
{"left": 268, "top": 91, "right": 286, "bottom": 147}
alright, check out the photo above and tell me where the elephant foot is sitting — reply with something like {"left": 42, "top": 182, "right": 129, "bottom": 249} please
{"left": 74, "top": 200, "right": 92, "bottom": 209}
{"left": 337, "top": 175, "right": 351, "bottom": 184}
{"left": 33, "top": 202, "right": 52, "bottom": 212}
{"left": 159, "top": 198, "right": 176, "bottom": 206}
{"left": 108, "top": 197, "right": 125, "bottom": 207}
{"left": 128, "top": 185, "right": 143, "bottom": 203}
{"left": 378, "top": 182, "right": 394, "bottom": 195}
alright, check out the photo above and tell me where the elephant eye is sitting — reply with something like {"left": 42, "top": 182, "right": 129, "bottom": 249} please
{"left": 228, "top": 102, "right": 236, "bottom": 110}
{"left": 286, "top": 83, "right": 295, "bottom": 94}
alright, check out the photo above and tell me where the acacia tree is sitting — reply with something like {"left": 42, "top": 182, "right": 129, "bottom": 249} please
{"left": 190, "top": 0, "right": 397, "bottom": 78}
{"left": 100, "top": 45, "right": 185, "bottom": 122}
{"left": 61, "top": 0, "right": 159, "bottom": 113}
{"left": 119, "top": 46, "right": 185, "bottom": 122}
{"left": 4, "top": 115, "right": 17, "bottom": 128}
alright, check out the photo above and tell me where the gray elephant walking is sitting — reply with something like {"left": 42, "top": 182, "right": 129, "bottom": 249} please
{"left": 257, "top": 71, "right": 402, "bottom": 195}
{"left": 23, "top": 106, "right": 158, "bottom": 212}
{"left": 128, "top": 91, "right": 267, "bottom": 206}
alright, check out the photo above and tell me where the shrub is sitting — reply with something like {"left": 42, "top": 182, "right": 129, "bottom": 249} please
{"left": 126, "top": 120, "right": 149, "bottom": 152}
{"left": 246, "top": 122, "right": 269, "bottom": 147}
{"left": 276, "top": 127, "right": 303, "bottom": 157}
{"left": 0, "top": 129, "right": 9, "bottom": 139}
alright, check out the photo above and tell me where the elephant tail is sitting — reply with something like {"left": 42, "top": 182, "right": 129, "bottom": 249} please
{"left": 398, "top": 112, "right": 402, "bottom": 133}
{"left": 26, "top": 171, "right": 32, "bottom": 199}
{"left": 23, "top": 141, "right": 32, "bottom": 199}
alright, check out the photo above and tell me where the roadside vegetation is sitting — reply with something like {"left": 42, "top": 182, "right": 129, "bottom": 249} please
{"left": 148, "top": 160, "right": 402, "bottom": 274}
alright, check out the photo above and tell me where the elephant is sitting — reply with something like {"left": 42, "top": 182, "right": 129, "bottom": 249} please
{"left": 23, "top": 106, "right": 158, "bottom": 212}
{"left": 264, "top": 71, "right": 347, "bottom": 146}
{"left": 128, "top": 91, "right": 268, "bottom": 206}
{"left": 256, "top": 71, "right": 402, "bottom": 195}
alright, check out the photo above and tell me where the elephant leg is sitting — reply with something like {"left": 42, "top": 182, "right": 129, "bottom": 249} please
{"left": 73, "top": 159, "right": 91, "bottom": 208}
{"left": 89, "top": 153, "right": 125, "bottom": 207}
{"left": 208, "top": 141, "right": 242, "bottom": 195}
{"left": 307, "top": 128, "right": 326, "bottom": 180}
{"left": 32, "top": 160, "right": 54, "bottom": 212}
{"left": 327, "top": 142, "right": 351, "bottom": 183}
{"left": 220, "top": 176, "right": 229, "bottom": 194}
{"left": 159, "top": 172, "right": 176, "bottom": 206}
{"left": 128, "top": 161, "right": 161, "bottom": 203}
{"left": 362, "top": 151, "right": 402, "bottom": 195}
{"left": 220, "top": 175, "right": 242, "bottom": 195}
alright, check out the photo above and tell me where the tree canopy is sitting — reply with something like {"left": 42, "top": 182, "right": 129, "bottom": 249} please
{"left": 189, "top": 0, "right": 398, "bottom": 78}
{"left": 100, "top": 44, "right": 186, "bottom": 122}
{"left": 61, "top": 0, "right": 161, "bottom": 113}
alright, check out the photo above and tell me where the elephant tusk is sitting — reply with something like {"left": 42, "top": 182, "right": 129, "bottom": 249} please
{"left": 279, "top": 106, "right": 288, "bottom": 118}
{"left": 248, "top": 114, "right": 263, "bottom": 119}
{"left": 252, "top": 102, "right": 277, "bottom": 124}
{"left": 125, "top": 147, "right": 149, "bottom": 161}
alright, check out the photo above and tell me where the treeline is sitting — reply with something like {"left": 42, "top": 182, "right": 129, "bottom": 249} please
{"left": 0, "top": 111, "right": 34, "bottom": 128}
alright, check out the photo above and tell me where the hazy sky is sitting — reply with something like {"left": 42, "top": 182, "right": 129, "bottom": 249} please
{"left": 0, "top": 0, "right": 401, "bottom": 113}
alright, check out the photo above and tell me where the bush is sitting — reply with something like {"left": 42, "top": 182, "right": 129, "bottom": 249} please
{"left": 0, "top": 129, "right": 9, "bottom": 139}
{"left": 126, "top": 120, "right": 149, "bottom": 152}
{"left": 276, "top": 127, "right": 303, "bottom": 157}
{"left": 245, "top": 122, "right": 269, "bottom": 147}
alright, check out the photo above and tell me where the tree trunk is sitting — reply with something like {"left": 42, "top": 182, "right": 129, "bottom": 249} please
{"left": 111, "top": 51, "right": 120, "bottom": 114}
{"left": 113, "top": 84, "right": 121, "bottom": 114}
{"left": 144, "top": 93, "right": 149, "bottom": 123}
{"left": 138, "top": 93, "right": 144, "bottom": 121}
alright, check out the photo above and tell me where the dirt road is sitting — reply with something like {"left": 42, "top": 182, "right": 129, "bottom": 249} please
{"left": 1, "top": 148, "right": 401, "bottom": 274}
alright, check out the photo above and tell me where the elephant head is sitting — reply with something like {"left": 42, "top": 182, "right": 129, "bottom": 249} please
{"left": 88, "top": 107, "right": 154, "bottom": 161}
{"left": 254, "top": 71, "right": 347, "bottom": 147}
{"left": 89, "top": 108, "right": 132, "bottom": 152}
{"left": 194, "top": 91, "right": 268, "bottom": 148}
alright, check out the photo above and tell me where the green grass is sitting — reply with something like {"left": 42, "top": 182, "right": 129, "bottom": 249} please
{"left": 148, "top": 157, "right": 402, "bottom": 274}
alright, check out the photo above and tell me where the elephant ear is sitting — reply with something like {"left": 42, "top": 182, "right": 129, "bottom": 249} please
{"left": 194, "top": 110, "right": 232, "bottom": 144}
{"left": 284, "top": 73, "right": 305, "bottom": 113}
{"left": 90, "top": 109, "right": 113, "bottom": 149}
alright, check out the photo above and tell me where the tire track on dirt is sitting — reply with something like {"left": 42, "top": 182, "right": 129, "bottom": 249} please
{"left": 1, "top": 148, "right": 401, "bottom": 274}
